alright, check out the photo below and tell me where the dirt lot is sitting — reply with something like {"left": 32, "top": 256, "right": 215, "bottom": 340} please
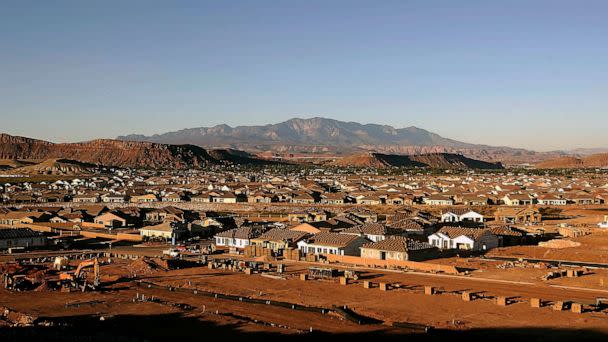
{"left": 3, "top": 253, "right": 608, "bottom": 341}
{"left": 489, "top": 230, "right": 608, "bottom": 264}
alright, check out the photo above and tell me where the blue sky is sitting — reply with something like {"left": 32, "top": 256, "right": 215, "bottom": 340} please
{"left": 1, "top": 0, "right": 606, "bottom": 151}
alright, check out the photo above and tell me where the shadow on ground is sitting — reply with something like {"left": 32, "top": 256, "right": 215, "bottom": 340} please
{"left": 1, "top": 312, "right": 607, "bottom": 342}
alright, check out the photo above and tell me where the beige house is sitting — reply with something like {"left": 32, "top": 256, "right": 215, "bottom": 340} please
{"left": 495, "top": 207, "right": 542, "bottom": 224}
{"left": 94, "top": 212, "right": 127, "bottom": 228}
{"left": 140, "top": 222, "right": 187, "bottom": 240}
{"left": 130, "top": 194, "right": 158, "bottom": 203}
{"left": 360, "top": 236, "right": 438, "bottom": 261}
{"left": 250, "top": 228, "right": 309, "bottom": 253}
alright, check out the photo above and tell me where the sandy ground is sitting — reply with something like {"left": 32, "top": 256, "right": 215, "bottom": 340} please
{"left": 3, "top": 205, "right": 608, "bottom": 340}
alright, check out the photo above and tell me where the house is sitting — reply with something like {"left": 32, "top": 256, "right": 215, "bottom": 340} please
{"left": 536, "top": 194, "right": 567, "bottom": 206}
{"left": 37, "top": 193, "right": 66, "bottom": 203}
{"left": 424, "top": 195, "right": 454, "bottom": 206}
{"left": 428, "top": 227, "right": 499, "bottom": 251}
{"left": 101, "top": 194, "right": 125, "bottom": 203}
{"left": 360, "top": 236, "right": 439, "bottom": 261}
{"left": 384, "top": 194, "right": 413, "bottom": 206}
{"left": 287, "top": 211, "right": 327, "bottom": 223}
{"left": 250, "top": 228, "right": 309, "bottom": 253}
{"left": 494, "top": 207, "right": 542, "bottom": 224}
{"left": 162, "top": 193, "right": 182, "bottom": 203}
{"left": 291, "top": 193, "right": 315, "bottom": 204}
{"left": 212, "top": 192, "right": 237, "bottom": 204}
{"left": 441, "top": 209, "right": 484, "bottom": 223}
{"left": 214, "top": 226, "right": 263, "bottom": 249}
{"left": 297, "top": 232, "right": 368, "bottom": 256}
{"left": 94, "top": 212, "right": 128, "bottom": 228}
{"left": 247, "top": 192, "right": 276, "bottom": 203}
{"left": 320, "top": 193, "right": 345, "bottom": 205}
{"left": 460, "top": 194, "right": 489, "bottom": 206}
{"left": 340, "top": 222, "right": 393, "bottom": 242}
{"left": 346, "top": 209, "right": 378, "bottom": 223}
{"left": 0, "top": 228, "right": 47, "bottom": 250}
{"left": 387, "top": 219, "right": 426, "bottom": 235}
{"left": 140, "top": 222, "right": 188, "bottom": 241}
{"left": 130, "top": 194, "right": 158, "bottom": 203}
{"left": 144, "top": 207, "right": 185, "bottom": 223}
{"left": 0, "top": 211, "right": 45, "bottom": 226}
{"left": 566, "top": 193, "right": 595, "bottom": 205}
{"left": 487, "top": 225, "right": 527, "bottom": 246}
{"left": 357, "top": 196, "right": 382, "bottom": 205}
{"left": 502, "top": 194, "right": 534, "bottom": 206}
{"left": 73, "top": 194, "right": 99, "bottom": 203}
{"left": 289, "top": 223, "right": 322, "bottom": 235}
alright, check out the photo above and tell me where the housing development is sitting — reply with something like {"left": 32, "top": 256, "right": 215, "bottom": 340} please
{"left": 2, "top": 160, "right": 608, "bottom": 340}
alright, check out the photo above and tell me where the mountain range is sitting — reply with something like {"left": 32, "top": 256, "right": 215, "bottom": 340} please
{"left": 2, "top": 130, "right": 605, "bottom": 170}
{"left": 0, "top": 132, "right": 511, "bottom": 171}
{"left": 118, "top": 117, "right": 564, "bottom": 164}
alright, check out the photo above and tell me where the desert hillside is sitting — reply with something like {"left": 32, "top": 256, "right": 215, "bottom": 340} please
{"left": 536, "top": 153, "right": 608, "bottom": 169}
{"left": 0, "top": 133, "right": 274, "bottom": 169}
{"left": 331, "top": 152, "right": 504, "bottom": 169}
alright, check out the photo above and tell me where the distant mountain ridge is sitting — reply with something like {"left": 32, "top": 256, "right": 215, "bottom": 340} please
{"left": 119, "top": 117, "right": 473, "bottom": 148}
{"left": 118, "top": 117, "right": 563, "bottom": 164}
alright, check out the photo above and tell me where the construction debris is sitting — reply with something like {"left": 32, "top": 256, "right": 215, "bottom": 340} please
{"left": 1, "top": 306, "right": 37, "bottom": 326}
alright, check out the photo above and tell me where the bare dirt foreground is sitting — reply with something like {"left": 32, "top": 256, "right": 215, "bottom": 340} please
{"left": 3, "top": 255, "right": 608, "bottom": 341}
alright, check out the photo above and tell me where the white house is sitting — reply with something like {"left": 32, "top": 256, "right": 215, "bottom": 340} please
{"left": 441, "top": 209, "right": 484, "bottom": 223}
{"left": 428, "top": 227, "right": 498, "bottom": 251}
{"left": 537, "top": 195, "right": 567, "bottom": 206}
{"left": 214, "top": 227, "right": 262, "bottom": 249}
{"left": 297, "top": 232, "right": 369, "bottom": 256}
{"left": 424, "top": 195, "right": 454, "bottom": 206}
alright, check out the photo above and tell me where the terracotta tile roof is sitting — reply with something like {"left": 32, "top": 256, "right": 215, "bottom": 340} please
{"left": 215, "top": 226, "right": 262, "bottom": 240}
{"left": 256, "top": 228, "right": 309, "bottom": 242}
{"left": 388, "top": 219, "right": 424, "bottom": 232}
{"left": 436, "top": 226, "right": 491, "bottom": 240}
{"left": 442, "top": 208, "right": 480, "bottom": 216}
{"left": 341, "top": 222, "right": 387, "bottom": 236}
{"left": 0, "top": 228, "right": 44, "bottom": 240}
{"left": 305, "top": 232, "right": 364, "bottom": 248}
{"left": 361, "top": 236, "right": 435, "bottom": 252}
{"left": 487, "top": 225, "right": 525, "bottom": 237}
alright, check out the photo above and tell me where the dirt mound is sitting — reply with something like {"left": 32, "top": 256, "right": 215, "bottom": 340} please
{"left": 538, "top": 239, "right": 581, "bottom": 248}
{"left": 128, "top": 258, "right": 169, "bottom": 276}
{"left": 5, "top": 159, "right": 94, "bottom": 175}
